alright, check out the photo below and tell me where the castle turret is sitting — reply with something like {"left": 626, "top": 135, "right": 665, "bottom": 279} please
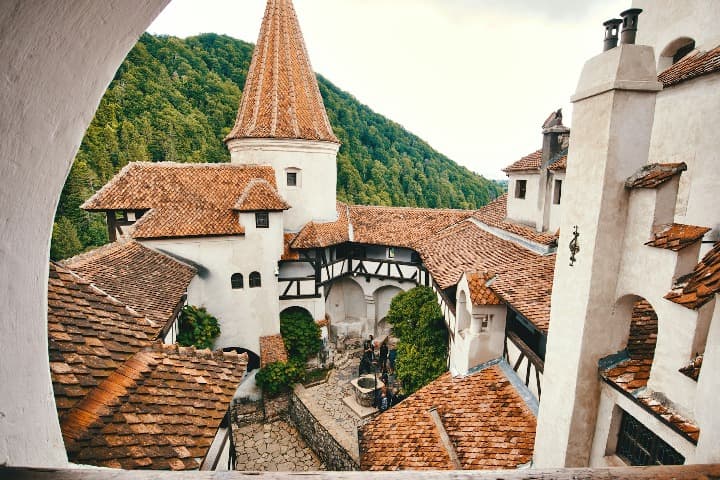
{"left": 225, "top": 0, "right": 340, "bottom": 232}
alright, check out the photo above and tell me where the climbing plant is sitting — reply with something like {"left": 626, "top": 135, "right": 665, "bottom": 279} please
{"left": 386, "top": 286, "right": 448, "bottom": 395}
{"left": 176, "top": 305, "right": 221, "bottom": 350}
{"left": 255, "top": 360, "right": 306, "bottom": 397}
{"left": 279, "top": 308, "right": 322, "bottom": 362}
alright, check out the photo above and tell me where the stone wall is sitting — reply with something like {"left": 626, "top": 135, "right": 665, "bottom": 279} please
{"left": 289, "top": 386, "right": 359, "bottom": 471}
{"left": 230, "top": 398, "right": 265, "bottom": 428}
{"left": 264, "top": 393, "right": 290, "bottom": 421}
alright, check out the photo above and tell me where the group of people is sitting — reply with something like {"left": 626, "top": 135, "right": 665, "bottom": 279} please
{"left": 358, "top": 334, "right": 401, "bottom": 412}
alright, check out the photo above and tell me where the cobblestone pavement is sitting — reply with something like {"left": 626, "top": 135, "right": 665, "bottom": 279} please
{"left": 233, "top": 419, "right": 323, "bottom": 471}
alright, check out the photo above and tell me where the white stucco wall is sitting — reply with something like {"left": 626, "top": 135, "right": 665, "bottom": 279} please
{"left": 141, "top": 212, "right": 284, "bottom": 354}
{"left": 227, "top": 138, "right": 339, "bottom": 232}
{"left": 548, "top": 172, "right": 566, "bottom": 233}
{"left": 694, "top": 298, "right": 720, "bottom": 462}
{"left": 0, "top": 0, "right": 169, "bottom": 468}
{"left": 506, "top": 173, "right": 540, "bottom": 227}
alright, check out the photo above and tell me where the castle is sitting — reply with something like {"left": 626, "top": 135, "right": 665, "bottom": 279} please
{"left": 0, "top": 0, "right": 719, "bottom": 474}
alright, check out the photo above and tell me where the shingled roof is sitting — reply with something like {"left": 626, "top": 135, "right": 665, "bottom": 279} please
{"left": 418, "top": 220, "right": 555, "bottom": 333}
{"left": 645, "top": 223, "right": 711, "bottom": 252}
{"left": 502, "top": 150, "right": 542, "bottom": 173}
{"left": 659, "top": 44, "right": 720, "bottom": 87}
{"left": 62, "top": 241, "right": 196, "bottom": 338}
{"left": 360, "top": 364, "right": 536, "bottom": 471}
{"left": 62, "top": 343, "right": 247, "bottom": 470}
{"left": 234, "top": 178, "right": 291, "bottom": 212}
{"left": 48, "top": 262, "right": 155, "bottom": 418}
{"left": 466, "top": 272, "right": 502, "bottom": 306}
{"left": 225, "top": 0, "right": 339, "bottom": 144}
{"left": 625, "top": 163, "right": 687, "bottom": 189}
{"left": 665, "top": 241, "right": 720, "bottom": 310}
{"left": 291, "top": 202, "right": 350, "bottom": 249}
{"left": 473, "top": 194, "right": 558, "bottom": 247}
{"left": 82, "top": 162, "right": 278, "bottom": 239}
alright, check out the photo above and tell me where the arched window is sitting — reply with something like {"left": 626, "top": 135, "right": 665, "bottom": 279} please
{"left": 249, "top": 271, "right": 261, "bottom": 288}
{"left": 658, "top": 37, "right": 696, "bottom": 71}
{"left": 231, "top": 273, "right": 243, "bottom": 289}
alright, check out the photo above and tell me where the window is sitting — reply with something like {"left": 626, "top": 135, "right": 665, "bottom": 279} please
{"left": 515, "top": 180, "right": 527, "bottom": 199}
{"left": 255, "top": 212, "right": 269, "bottom": 228}
{"left": 673, "top": 39, "right": 695, "bottom": 64}
{"left": 286, "top": 168, "right": 301, "bottom": 188}
{"left": 553, "top": 179, "right": 562, "bottom": 205}
{"left": 231, "top": 273, "right": 244, "bottom": 289}
{"left": 387, "top": 247, "right": 395, "bottom": 259}
{"left": 616, "top": 411, "right": 684, "bottom": 466}
{"left": 249, "top": 271, "right": 262, "bottom": 288}
{"left": 287, "top": 171, "right": 297, "bottom": 187}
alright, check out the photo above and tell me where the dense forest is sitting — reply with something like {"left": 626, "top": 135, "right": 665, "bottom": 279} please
{"left": 52, "top": 33, "right": 502, "bottom": 260}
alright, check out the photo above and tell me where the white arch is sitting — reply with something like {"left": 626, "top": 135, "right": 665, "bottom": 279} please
{"left": 0, "top": 0, "right": 169, "bottom": 467}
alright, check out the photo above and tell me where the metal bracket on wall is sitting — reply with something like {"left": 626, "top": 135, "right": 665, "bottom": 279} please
{"left": 569, "top": 225, "right": 580, "bottom": 266}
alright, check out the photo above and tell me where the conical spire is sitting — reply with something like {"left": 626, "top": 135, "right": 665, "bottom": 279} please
{"left": 225, "top": 0, "right": 339, "bottom": 144}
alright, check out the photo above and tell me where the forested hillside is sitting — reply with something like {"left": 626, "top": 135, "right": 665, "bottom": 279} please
{"left": 52, "top": 33, "right": 502, "bottom": 259}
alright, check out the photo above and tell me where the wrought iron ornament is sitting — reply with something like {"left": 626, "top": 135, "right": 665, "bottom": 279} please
{"left": 569, "top": 225, "right": 580, "bottom": 266}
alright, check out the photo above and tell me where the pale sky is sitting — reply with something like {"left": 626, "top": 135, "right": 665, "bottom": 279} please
{"left": 148, "top": 0, "right": 629, "bottom": 179}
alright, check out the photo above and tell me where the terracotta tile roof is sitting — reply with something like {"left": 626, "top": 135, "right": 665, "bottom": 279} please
{"left": 62, "top": 241, "right": 196, "bottom": 337}
{"left": 665, "top": 242, "right": 720, "bottom": 309}
{"left": 47, "top": 263, "right": 154, "bottom": 418}
{"left": 82, "top": 162, "right": 278, "bottom": 239}
{"left": 625, "top": 162, "right": 687, "bottom": 189}
{"left": 679, "top": 354, "right": 703, "bottom": 382}
{"left": 659, "top": 45, "right": 720, "bottom": 87}
{"left": 466, "top": 272, "right": 502, "bottom": 306}
{"left": 548, "top": 155, "right": 567, "bottom": 171}
{"left": 259, "top": 334, "right": 289, "bottom": 367}
{"left": 233, "top": 178, "right": 290, "bottom": 212}
{"left": 601, "top": 301, "right": 700, "bottom": 444}
{"left": 473, "top": 194, "right": 559, "bottom": 247}
{"left": 349, "top": 204, "right": 472, "bottom": 250}
{"left": 418, "top": 221, "right": 555, "bottom": 333}
{"left": 645, "top": 223, "right": 711, "bottom": 251}
{"left": 360, "top": 365, "right": 536, "bottom": 471}
{"left": 291, "top": 202, "right": 350, "bottom": 249}
{"left": 225, "top": 0, "right": 339, "bottom": 144}
{"left": 282, "top": 233, "right": 300, "bottom": 260}
{"left": 62, "top": 343, "right": 247, "bottom": 470}
{"left": 502, "top": 150, "right": 542, "bottom": 173}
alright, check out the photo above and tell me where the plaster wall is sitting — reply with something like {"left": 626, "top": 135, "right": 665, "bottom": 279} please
{"left": 633, "top": 0, "right": 720, "bottom": 65}
{"left": 0, "top": 0, "right": 169, "bottom": 467}
{"left": 694, "top": 299, "right": 720, "bottom": 462}
{"left": 648, "top": 74, "right": 720, "bottom": 244}
{"left": 227, "top": 139, "right": 339, "bottom": 232}
{"left": 279, "top": 297, "right": 326, "bottom": 323}
{"left": 589, "top": 383, "right": 696, "bottom": 467}
{"left": 141, "top": 213, "right": 284, "bottom": 354}
{"left": 548, "top": 172, "right": 566, "bottom": 233}
{"left": 506, "top": 173, "right": 540, "bottom": 227}
{"left": 534, "top": 44, "right": 661, "bottom": 468}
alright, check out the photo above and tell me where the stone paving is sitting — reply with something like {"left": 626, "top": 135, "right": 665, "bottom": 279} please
{"left": 233, "top": 419, "right": 323, "bottom": 471}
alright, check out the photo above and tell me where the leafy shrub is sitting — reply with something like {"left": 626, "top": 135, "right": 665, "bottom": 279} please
{"left": 255, "top": 360, "right": 306, "bottom": 397}
{"left": 176, "top": 305, "right": 221, "bottom": 350}
{"left": 386, "top": 286, "right": 448, "bottom": 394}
{"left": 280, "top": 308, "right": 322, "bottom": 361}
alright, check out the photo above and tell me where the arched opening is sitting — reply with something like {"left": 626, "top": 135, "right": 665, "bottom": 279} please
{"left": 280, "top": 305, "right": 313, "bottom": 320}
{"left": 658, "top": 37, "right": 696, "bottom": 72}
{"left": 231, "top": 273, "right": 244, "bottom": 289}
{"left": 325, "top": 277, "right": 366, "bottom": 337}
{"left": 373, "top": 285, "right": 403, "bottom": 338}
{"left": 457, "top": 290, "right": 470, "bottom": 332}
{"left": 222, "top": 347, "right": 260, "bottom": 372}
{"left": 249, "top": 271, "right": 261, "bottom": 288}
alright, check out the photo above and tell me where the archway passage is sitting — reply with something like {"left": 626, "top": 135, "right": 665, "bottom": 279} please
{"left": 373, "top": 285, "right": 403, "bottom": 338}
{"left": 223, "top": 347, "right": 261, "bottom": 372}
{"left": 602, "top": 298, "right": 658, "bottom": 392}
{"left": 280, "top": 306, "right": 313, "bottom": 320}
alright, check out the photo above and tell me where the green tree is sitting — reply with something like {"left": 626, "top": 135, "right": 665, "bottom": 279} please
{"left": 279, "top": 308, "right": 322, "bottom": 361}
{"left": 50, "top": 217, "right": 83, "bottom": 260}
{"left": 386, "top": 286, "right": 448, "bottom": 394}
{"left": 176, "top": 305, "right": 221, "bottom": 349}
{"left": 255, "top": 360, "right": 306, "bottom": 397}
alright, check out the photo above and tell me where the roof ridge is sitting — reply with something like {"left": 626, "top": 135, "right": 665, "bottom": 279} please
{"left": 150, "top": 341, "right": 248, "bottom": 364}
{"left": 60, "top": 239, "right": 134, "bottom": 268}
{"left": 349, "top": 204, "right": 473, "bottom": 214}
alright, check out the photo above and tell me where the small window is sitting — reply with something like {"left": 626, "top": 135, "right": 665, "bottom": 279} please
{"left": 249, "top": 271, "right": 262, "bottom": 288}
{"left": 387, "top": 247, "right": 395, "bottom": 259}
{"left": 287, "top": 171, "right": 297, "bottom": 187}
{"left": 255, "top": 212, "right": 269, "bottom": 228}
{"left": 515, "top": 180, "right": 527, "bottom": 199}
{"left": 616, "top": 410, "right": 684, "bottom": 466}
{"left": 673, "top": 39, "right": 695, "bottom": 64}
{"left": 553, "top": 179, "right": 562, "bottom": 205}
{"left": 231, "top": 273, "right": 244, "bottom": 289}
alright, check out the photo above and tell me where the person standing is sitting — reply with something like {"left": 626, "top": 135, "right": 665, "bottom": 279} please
{"left": 388, "top": 336, "right": 397, "bottom": 374}
{"left": 379, "top": 338, "right": 389, "bottom": 373}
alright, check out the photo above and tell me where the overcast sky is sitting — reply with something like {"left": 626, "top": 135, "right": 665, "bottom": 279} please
{"left": 149, "top": 0, "right": 629, "bottom": 179}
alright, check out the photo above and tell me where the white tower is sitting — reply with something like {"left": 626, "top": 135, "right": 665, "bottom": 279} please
{"left": 225, "top": 0, "right": 340, "bottom": 232}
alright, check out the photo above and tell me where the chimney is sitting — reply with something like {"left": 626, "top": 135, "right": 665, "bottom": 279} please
{"left": 620, "top": 8, "right": 643, "bottom": 45}
{"left": 541, "top": 109, "right": 570, "bottom": 168}
{"left": 603, "top": 19, "right": 623, "bottom": 51}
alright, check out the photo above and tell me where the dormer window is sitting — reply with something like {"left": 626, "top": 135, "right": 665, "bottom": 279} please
{"left": 286, "top": 168, "right": 301, "bottom": 188}
{"left": 255, "top": 212, "right": 269, "bottom": 228}
{"left": 515, "top": 180, "right": 527, "bottom": 199}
